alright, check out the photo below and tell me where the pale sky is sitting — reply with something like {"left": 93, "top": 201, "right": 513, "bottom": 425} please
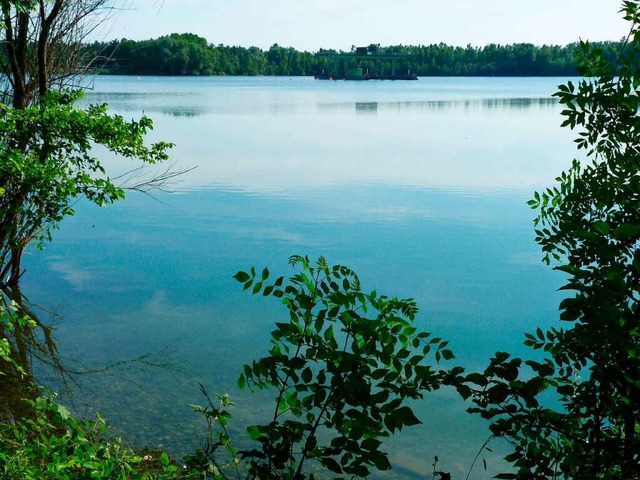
{"left": 100, "top": 1, "right": 629, "bottom": 52}
{"left": 101, "top": 0, "right": 627, "bottom": 51}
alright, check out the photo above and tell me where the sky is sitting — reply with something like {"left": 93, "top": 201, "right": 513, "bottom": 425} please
{"left": 99, "top": 1, "right": 630, "bottom": 52}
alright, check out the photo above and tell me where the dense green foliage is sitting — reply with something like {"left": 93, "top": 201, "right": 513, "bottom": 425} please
{"left": 83, "top": 33, "right": 623, "bottom": 77}
{"left": 85, "top": 34, "right": 318, "bottom": 76}
{"left": 0, "top": 90, "right": 172, "bottom": 286}
{"left": 187, "top": 255, "right": 455, "bottom": 479}
{"left": 457, "top": 2, "right": 640, "bottom": 478}
{"left": 0, "top": 1, "right": 176, "bottom": 476}
{"left": 0, "top": 394, "right": 148, "bottom": 480}
{"left": 0, "top": 0, "right": 174, "bottom": 287}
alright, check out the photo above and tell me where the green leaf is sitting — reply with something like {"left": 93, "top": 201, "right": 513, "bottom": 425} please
{"left": 321, "top": 457, "right": 343, "bottom": 473}
{"left": 383, "top": 405, "right": 422, "bottom": 433}
{"left": 394, "top": 406, "right": 421, "bottom": 427}
{"left": 592, "top": 221, "right": 610, "bottom": 234}
{"left": 324, "top": 326, "right": 335, "bottom": 342}
{"left": 57, "top": 404, "right": 71, "bottom": 421}
{"left": 368, "top": 450, "right": 391, "bottom": 470}
{"left": 246, "top": 425, "right": 261, "bottom": 440}
{"left": 361, "top": 438, "right": 383, "bottom": 451}
{"left": 613, "top": 223, "right": 640, "bottom": 239}
{"left": 441, "top": 349, "right": 455, "bottom": 361}
{"left": 465, "top": 372, "right": 488, "bottom": 386}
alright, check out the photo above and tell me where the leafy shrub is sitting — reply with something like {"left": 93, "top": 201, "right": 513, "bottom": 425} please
{"left": 458, "top": 2, "right": 640, "bottom": 478}
{"left": 188, "top": 255, "right": 456, "bottom": 479}
{"left": 0, "top": 393, "right": 147, "bottom": 480}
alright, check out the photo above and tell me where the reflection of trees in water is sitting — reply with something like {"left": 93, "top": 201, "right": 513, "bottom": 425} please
{"left": 0, "top": 285, "right": 61, "bottom": 421}
{"left": 159, "top": 108, "right": 202, "bottom": 118}
{"left": 320, "top": 97, "right": 559, "bottom": 115}
{"left": 0, "top": 286, "right": 177, "bottom": 422}
{"left": 382, "top": 97, "right": 560, "bottom": 112}
{"left": 355, "top": 102, "right": 378, "bottom": 114}
{"left": 84, "top": 96, "right": 560, "bottom": 118}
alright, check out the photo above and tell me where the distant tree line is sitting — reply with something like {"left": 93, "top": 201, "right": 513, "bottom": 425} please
{"left": 83, "top": 33, "right": 319, "bottom": 76}
{"left": 81, "top": 33, "right": 622, "bottom": 76}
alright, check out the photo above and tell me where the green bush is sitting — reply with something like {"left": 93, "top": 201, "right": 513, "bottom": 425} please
{"left": 187, "top": 255, "right": 457, "bottom": 479}
{"left": 0, "top": 393, "right": 144, "bottom": 480}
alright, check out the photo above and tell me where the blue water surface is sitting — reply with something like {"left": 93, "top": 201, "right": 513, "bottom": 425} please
{"left": 23, "top": 75, "right": 578, "bottom": 479}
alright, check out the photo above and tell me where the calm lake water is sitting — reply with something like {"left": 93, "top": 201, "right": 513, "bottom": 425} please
{"left": 22, "top": 76, "right": 577, "bottom": 479}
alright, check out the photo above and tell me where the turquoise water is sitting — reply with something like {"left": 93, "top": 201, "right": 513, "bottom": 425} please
{"left": 23, "top": 76, "right": 576, "bottom": 478}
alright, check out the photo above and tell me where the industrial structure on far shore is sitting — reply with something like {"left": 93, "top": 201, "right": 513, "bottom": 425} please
{"left": 315, "top": 45, "right": 417, "bottom": 80}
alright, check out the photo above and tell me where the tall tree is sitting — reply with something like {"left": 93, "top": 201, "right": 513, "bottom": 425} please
{"left": 0, "top": 1, "right": 173, "bottom": 288}
{"left": 1, "top": 0, "right": 110, "bottom": 106}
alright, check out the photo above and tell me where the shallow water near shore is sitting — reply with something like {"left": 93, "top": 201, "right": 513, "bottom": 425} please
{"left": 22, "top": 75, "right": 575, "bottom": 478}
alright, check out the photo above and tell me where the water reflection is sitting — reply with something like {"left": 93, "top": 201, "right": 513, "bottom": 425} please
{"left": 28, "top": 76, "right": 574, "bottom": 479}
{"left": 0, "top": 283, "right": 178, "bottom": 423}
{"left": 327, "top": 97, "right": 558, "bottom": 116}
{"left": 0, "top": 286, "right": 63, "bottom": 421}
{"left": 84, "top": 91, "right": 196, "bottom": 101}
{"left": 158, "top": 107, "right": 204, "bottom": 118}
{"left": 83, "top": 89, "right": 558, "bottom": 118}
{"left": 355, "top": 102, "right": 379, "bottom": 114}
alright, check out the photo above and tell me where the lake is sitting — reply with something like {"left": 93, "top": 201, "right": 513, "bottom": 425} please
{"left": 22, "top": 76, "right": 576, "bottom": 479}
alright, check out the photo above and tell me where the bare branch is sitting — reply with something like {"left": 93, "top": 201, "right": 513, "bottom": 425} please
{"left": 115, "top": 163, "right": 197, "bottom": 195}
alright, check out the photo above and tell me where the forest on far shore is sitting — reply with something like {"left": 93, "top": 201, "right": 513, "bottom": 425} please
{"left": 81, "top": 33, "right": 622, "bottom": 77}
